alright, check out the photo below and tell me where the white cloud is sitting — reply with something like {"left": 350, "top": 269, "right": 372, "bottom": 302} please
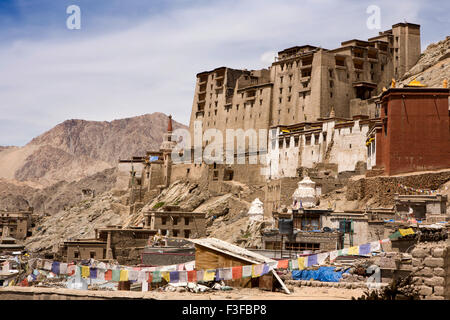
{"left": 260, "top": 51, "right": 276, "bottom": 65}
{"left": 0, "top": 0, "right": 428, "bottom": 145}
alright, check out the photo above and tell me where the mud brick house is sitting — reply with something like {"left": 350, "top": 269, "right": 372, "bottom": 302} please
{"left": 0, "top": 207, "right": 34, "bottom": 240}
{"left": 59, "top": 226, "right": 157, "bottom": 264}
{"left": 394, "top": 194, "right": 448, "bottom": 221}
{"left": 143, "top": 206, "right": 207, "bottom": 238}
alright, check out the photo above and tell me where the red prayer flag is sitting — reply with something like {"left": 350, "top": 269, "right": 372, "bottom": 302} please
{"left": 232, "top": 266, "right": 242, "bottom": 279}
{"left": 104, "top": 270, "right": 112, "bottom": 281}
{"left": 277, "top": 260, "right": 289, "bottom": 269}
{"left": 187, "top": 270, "right": 196, "bottom": 282}
{"left": 148, "top": 272, "right": 153, "bottom": 283}
{"left": 68, "top": 263, "right": 75, "bottom": 276}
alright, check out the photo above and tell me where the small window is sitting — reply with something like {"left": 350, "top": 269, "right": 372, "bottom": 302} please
{"left": 184, "top": 217, "right": 190, "bottom": 225}
{"left": 74, "top": 251, "right": 80, "bottom": 259}
{"left": 184, "top": 230, "right": 190, "bottom": 238}
{"left": 305, "top": 136, "right": 311, "bottom": 145}
{"left": 90, "top": 251, "right": 96, "bottom": 259}
{"left": 173, "top": 217, "right": 178, "bottom": 225}
{"left": 161, "top": 217, "right": 167, "bottom": 225}
{"left": 314, "top": 134, "right": 319, "bottom": 145}
{"left": 173, "top": 230, "right": 179, "bottom": 237}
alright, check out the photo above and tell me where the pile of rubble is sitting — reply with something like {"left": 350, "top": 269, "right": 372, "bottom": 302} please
{"left": 156, "top": 281, "right": 233, "bottom": 293}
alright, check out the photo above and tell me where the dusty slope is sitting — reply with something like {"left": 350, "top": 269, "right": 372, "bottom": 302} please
{"left": 0, "top": 167, "right": 119, "bottom": 215}
{"left": 25, "top": 190, "right": 127, "bottom": 253}
{"left": 0, "top": 112, "right": 187, "bottom": 187}
{"left": 400, "top": 36, "right": 450, "bottom": 87}
{"left": 27, "top": 178, "right": 268, "bottom": 254}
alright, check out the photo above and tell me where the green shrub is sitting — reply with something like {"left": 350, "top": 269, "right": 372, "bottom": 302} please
{"left": 153, "top": 202, "right": 165, "bottom": 209}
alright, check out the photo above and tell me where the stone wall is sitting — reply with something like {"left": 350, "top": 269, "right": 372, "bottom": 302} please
{"left": 411, "top": 242, "right": 450, "bottom": 300}
{"left": 346, "top": 169, "right": 450, "bottom": 207}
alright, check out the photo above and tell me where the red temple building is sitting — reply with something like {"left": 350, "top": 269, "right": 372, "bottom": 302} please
{"left": 367, "top": 83, "right": 450, "bottom": 176}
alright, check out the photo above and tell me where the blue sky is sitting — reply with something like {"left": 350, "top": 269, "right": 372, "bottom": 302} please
{"left": 0, "top": 0, "right": 448, "bottom": 146}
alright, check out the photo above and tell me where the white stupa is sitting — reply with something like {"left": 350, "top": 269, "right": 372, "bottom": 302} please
{"left": 292, "top": 176, "right": 317, "bottom": 209}
{"left": 248, "top": 198, "right": 264, "bottom": 222}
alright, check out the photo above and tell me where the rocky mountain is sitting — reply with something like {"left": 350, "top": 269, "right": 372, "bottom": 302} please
{"left": 0, "top": 112, "right": 186, "bottom": 187}
{"left": 401, "top": 36, "right": 450, "bottom": 87}
{"left": 0, "top": 167, "right": 119, "bottom": 215}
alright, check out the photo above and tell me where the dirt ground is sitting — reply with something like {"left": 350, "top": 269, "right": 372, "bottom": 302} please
{"left": 143, "top": 287, "right": 365, "bottom": 300}
{"left": 0, "top": 286, "right": 365, "bottom": 300}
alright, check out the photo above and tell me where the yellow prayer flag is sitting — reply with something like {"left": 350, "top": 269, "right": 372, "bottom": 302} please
{"left": 120, "top": 269, "right": 129, "bottom": 281}
{"left": 161, "top": 271, "right": 170, "bottom": 283}
{"left": 203, "top": 269, "right": 215, "bottom": 282}
{"left": 297, "top": 257, "right": 305, "bottom": 270}
{"left": 347, "top": 246, "right": 359, "bottom": 255}
{"left": 81, "top": 266, "right": 90, "bottom": 278}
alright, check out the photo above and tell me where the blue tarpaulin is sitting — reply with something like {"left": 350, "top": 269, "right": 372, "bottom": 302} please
{"left": 291, "top": 266, "right": 349, "bottom": 282}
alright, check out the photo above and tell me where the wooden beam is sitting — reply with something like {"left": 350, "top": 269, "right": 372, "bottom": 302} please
{"left": 271, "top": 268, "right": 290, "bottom": 295}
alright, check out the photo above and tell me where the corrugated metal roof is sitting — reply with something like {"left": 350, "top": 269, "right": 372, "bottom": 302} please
{"left": 189, "top": 238, "right": 275, "bottom": 265}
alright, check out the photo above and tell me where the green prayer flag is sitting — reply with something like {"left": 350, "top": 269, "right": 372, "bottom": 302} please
{"left": 112, "top": 269, "right": 121, "bottom": 282}
{"left": 152, "top": 271, "right": 162, "bottom": 283}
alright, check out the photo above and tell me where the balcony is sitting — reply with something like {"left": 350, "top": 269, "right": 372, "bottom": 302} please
{"left": 195, "top": 111, "right": 204, "bottom": 118}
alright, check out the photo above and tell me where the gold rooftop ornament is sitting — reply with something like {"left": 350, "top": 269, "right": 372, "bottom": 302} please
{"left": 444, "top": 79, "right": 448, "bottom": 88}
{"left": 391, "top": 78, "right": 396, "bottom": 88}
{"left": 406, "top": 78, "right": 427, "bottom": 87}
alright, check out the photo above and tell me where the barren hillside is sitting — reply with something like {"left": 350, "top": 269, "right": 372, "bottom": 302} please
{"left": 401, "top": 36, "right": 450, "bottom": 87}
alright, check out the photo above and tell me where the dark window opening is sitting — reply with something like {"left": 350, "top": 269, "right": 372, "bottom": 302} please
{"left": 305, "top": 136, "right": 311, "bottom": 145}
{"left": 339, "top": 220, "right": 352, "bottom": 233}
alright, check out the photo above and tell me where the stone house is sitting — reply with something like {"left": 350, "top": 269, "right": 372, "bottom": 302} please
{"left": 143, "top": 206, "right": 207, "bottom": 239}
{"left": 0, "top": 207, "right": 34, "bottom": 240}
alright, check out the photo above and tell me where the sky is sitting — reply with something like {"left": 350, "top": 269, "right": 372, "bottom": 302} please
{"left": 0, "top": 0, "right": 448, "bottom": 146}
